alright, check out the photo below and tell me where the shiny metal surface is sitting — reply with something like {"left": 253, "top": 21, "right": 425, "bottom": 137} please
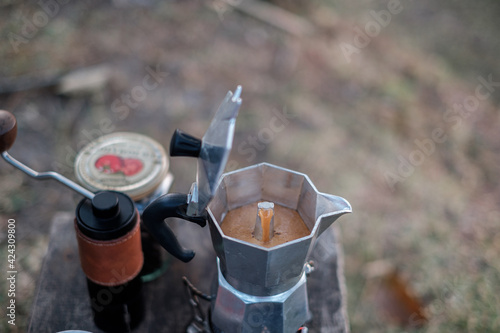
{"left": 187, "top": 86, "right": 242, "bottom": 217}
{"left": 2, "top": 151, "right": 95, "bottom": 199}
{"left": 253, "top": 201, "right": 275, "bottom": 242}
{"left": 207, "top": 163, "right": 351, "bottom": 296}
{"left": 211, "top": 258, "right": 310, "bottom": 333}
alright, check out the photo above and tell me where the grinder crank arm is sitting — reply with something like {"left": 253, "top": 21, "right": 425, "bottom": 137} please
{"left": 142, "top": 193, "right": 206, "bottom": 263}
{"left": 0, "top": 110, "right": 94, "bottom": 199}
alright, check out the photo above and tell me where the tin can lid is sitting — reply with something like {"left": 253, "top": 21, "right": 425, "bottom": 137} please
{"left": 75, "top": 132, "right": 168, "bottom": 201}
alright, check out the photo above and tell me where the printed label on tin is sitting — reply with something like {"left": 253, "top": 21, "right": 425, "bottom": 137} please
{"left": 75, "top": 133, "right": 168, "bottom": 199}
{"left": 95, "top": 154, "right": 143, "bottom": 176}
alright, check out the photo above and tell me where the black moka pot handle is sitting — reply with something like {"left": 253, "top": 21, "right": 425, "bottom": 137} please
{"left": 142, "top": 193, "right": 206, "bottom": 262}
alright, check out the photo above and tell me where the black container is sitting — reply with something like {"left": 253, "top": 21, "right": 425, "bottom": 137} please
{"left": 75, "top": 191, "right": 144, "bottom": 332}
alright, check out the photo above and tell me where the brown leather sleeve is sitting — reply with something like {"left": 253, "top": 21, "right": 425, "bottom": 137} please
{"left": 75, "top": 213, "right": 143, "bottom": 286}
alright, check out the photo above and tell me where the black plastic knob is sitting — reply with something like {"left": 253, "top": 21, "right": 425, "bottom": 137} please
{"left": 76, "top": 191, "right": 136, "bottom": 240}
{"left": 169, "top": 129, "right": 202, "bottom": 158}
{"left": 92, "top": 191, "right": 120, "bottom": 219}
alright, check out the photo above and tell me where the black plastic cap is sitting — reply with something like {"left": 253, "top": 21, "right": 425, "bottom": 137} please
{"left": 76, "top": 191, "right": 136, "bottom": 240}
{"left": 92, "top": 192, "right": 120, "bottom": 219}
{"left": 169, "top": 129, "right": 202, "bottom": 158}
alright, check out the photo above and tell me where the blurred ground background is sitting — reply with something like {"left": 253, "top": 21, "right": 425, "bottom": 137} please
{"left": 0, "top": 0, "right": 499, "bottom": 332}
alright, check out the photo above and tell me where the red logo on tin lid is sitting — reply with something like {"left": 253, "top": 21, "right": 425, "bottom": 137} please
{"left": 95, "top": 154, "right": 144, "bottom": 177}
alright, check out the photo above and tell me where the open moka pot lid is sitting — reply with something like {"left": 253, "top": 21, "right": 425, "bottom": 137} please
{"left": 171, "top": 86, "right": 242, "bottom": 217}
{"left": 142, "top": 86, "right": 242, "bottom": 262}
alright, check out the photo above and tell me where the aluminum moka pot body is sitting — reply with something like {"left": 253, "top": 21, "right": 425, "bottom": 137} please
{"left": 206, "top": 163, "right": 351, "bottom": 332}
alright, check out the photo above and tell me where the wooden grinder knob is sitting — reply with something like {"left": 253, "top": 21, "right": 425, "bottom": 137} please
{"left": 0, "top": 110, "right": 17, "bottom": 153}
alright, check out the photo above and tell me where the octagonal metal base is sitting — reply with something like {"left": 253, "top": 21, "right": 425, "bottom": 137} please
{"left": 211, "top": 259, "right": 310, "bottom": 333}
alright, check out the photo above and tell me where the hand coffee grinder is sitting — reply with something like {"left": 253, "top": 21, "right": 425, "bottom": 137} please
{"left": 142, "top": 86, "right": 352, "bottom": 332}
{"left": 0, "top": 110, "right": 144, "bottom": 332}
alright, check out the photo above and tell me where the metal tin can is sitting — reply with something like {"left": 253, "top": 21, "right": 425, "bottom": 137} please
{"left": 74, "top": 132, "right": 171, "bottom": 202}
